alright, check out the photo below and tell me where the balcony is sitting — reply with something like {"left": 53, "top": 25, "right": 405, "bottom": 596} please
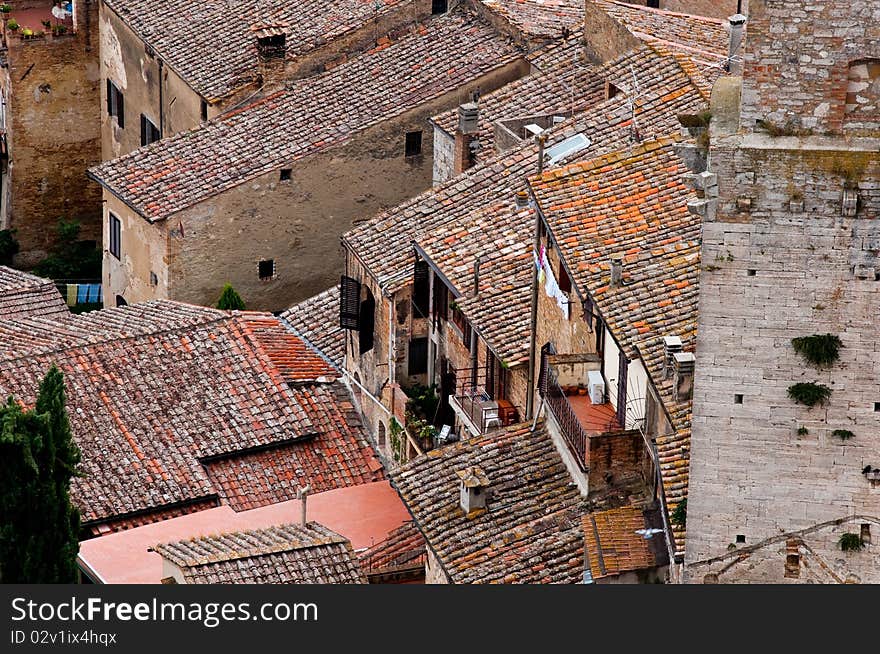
{"left": 5, "top": 1, "right": 75, "bottom": 40}
{"left": 448, "top": 367, "right": 518, "bottom": 437}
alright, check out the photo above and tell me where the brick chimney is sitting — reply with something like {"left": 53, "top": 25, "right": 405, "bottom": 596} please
{"left": 726, "top": 14, "right": 747, "bottom": 75}
{"left": 252, "top": 23, "right": 288, "bottom": 90}
{"left": 672, "top": 352, "right": 696, "bottom": 402}
{"left": 454, "top": 102, "right": 479, "bottom": 175}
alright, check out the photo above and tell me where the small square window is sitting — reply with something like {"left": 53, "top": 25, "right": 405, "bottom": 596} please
{"left": 405, "top": 130, "right": 422, "bottom": 157}
{"left": 258, "top": 259, "right": 275, "bottom": 280}
{"left": 747, "top": 269, "right": 756, "bottom": 277}
{"left": 736, "top": 534, "right": 746, "bottom": 543}
{"left": 280, "top": 169, "right": 292, "bottom": 181}
{"left": 874, "top": 402, "right": 880, "bottom": 412}
{"left": 734, "top": 394, "right": 743, "bottom": 404}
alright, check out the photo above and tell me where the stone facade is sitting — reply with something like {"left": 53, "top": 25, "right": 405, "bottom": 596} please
{"left": 6, "top": 0, "right": 101, "bottom": 262}
{"left": 685, "top": 0, "right": 880, "bottom": 582}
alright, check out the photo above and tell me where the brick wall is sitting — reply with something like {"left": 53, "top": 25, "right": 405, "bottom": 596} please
{"left": 7, "top": 0, "right": 101, "bottom": 262}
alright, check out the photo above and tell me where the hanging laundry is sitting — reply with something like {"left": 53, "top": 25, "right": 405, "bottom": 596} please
{"left": 66, "top": 284, "right": 78, "bottom": 307}
{"left": 77, "top": 284, "right": 89, "bottom": 304}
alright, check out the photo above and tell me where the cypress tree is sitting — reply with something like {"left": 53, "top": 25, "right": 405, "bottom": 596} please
{"left": 216, "top": 283, "right": 246, "bottom": 310}
{"left": 0, "top": 366, "right": 81, "bottom": 583}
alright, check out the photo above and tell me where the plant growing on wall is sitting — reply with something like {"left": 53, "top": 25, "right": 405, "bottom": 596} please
{"left": 389, "top": 417, "right": 403, "bottom": 463}
{"left": 831, "top": 429, "right": 855, "bottom": 441}
{"left": 791, "top": 334, "right": 842, "bottom": 367}
{"left": 670, "top": 498, "right": 687, "bottom": 527}
{"left": 787, "top": 382, "right": 832, "bottom": 407}
{"left": 839, "top": 533, "right": 864, "bottom": 552}
{"left": 797, "top": 426, "right": 809, "bottom": 436}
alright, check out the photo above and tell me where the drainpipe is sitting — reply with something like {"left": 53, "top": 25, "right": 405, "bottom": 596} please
{"left": 157, "top": 58, "right": 165, "bottom": 137}
{"left": 525, "top": 134, "right": 547, "bottom": 421}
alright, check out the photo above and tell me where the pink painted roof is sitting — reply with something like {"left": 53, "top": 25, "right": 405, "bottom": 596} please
{"left": 78, "top": 481, "right": 412, "bottom": 584}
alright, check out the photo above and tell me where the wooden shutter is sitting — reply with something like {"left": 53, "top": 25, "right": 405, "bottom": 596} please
{"left": 339, "top": 275, "right": 361, "bottom": 330}
{"left": 106, "top": 79, "right": 112, "bottom": 116}
{"left": 117, "top": 87, "right": 125, "bottom": 129}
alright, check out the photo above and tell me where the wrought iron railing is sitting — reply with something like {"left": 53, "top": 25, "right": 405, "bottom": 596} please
{"left": 544, "top": 376, "right": 590, "bottom": 471}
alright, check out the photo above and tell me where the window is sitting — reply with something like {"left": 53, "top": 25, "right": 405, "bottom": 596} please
{"left": 736, "top": 534, "right": 746, "bottom": 543}
{"left": 861, "top": 523, "right": 872, "bottom": 544}
{"left": 280, "top": 168, "right": 292, "bottom": 181}
{"left": 258, "top": 259, "right": 275, "bottom": 280}
{"left": 747, "top": 269, "right": 757, "bottom": 277}
{"left": 412, "top": 260, "right": 429, "bottom": 318}
{"left": 115, "top": 295, "right": 127, "bottom": 307}
{"left": 106, "top": 80, "right": 125, "bottom": 128}
{"left": 874, "top": 402, "right": 880, "bottom": 412}
{"left": 340, "top": 275, "right": 362, "bottom": 330}
{"left": 408, "top": 338, "right": 428, "bottom": 375}
{"left": 784, "top": 554, "right": 800, "bottom": 579}
{"left": 109, "top": 213, "right": 121, "bottom": 260}
{"left": 734, "top": 394, "right": 744, "bottom": 404}
{"left": 140, "top": 115, "right": 160, "bottom": 146}
{"left": 149, "top": 271, "right": 158, "bottom": 287}
{"left": 432, "top": 278, "right": 448, "bottom": 324}
{"left": 451, "top": 302, "right": 471, "bottom": 349}
{"left": 359, "top": 288, "right": 375, "bottom": 354}
{"left": 200, "top": 99, "right": 209, "bottom": 122}
{"left": 646, "top": 0, "right": 660, "bottom": 7}
{"left": 558, "top": 259, "right": 571, "bottom": 294}
{"left": 583, "top": 295, "right": 594, "bottom": 330}
{"left": 405, "top": 131, "right": 422, "bottom": 157}
{"left": 431, "top": 0, "right": 448, "bottom": 14}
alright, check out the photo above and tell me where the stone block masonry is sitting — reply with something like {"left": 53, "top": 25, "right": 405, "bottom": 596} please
{"left": 7, "top": 1, "right": 102, "bottom": 263}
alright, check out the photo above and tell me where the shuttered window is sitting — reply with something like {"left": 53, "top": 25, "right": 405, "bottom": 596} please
{"left": 408, "top": 338, "right": 428, "bottom": 375}
{"left": 359, "top": 288, "right": 375, "bottom": 353}
{"left": 140, "top": 114, "right": 160, "bottom": 146}
{"left": 412, "top": 260, "right": 429, "bottom": 319}
{"left": 339, "top": 275, "right": 361, "bottom": 330}
{"left": 107, "top": 80, "right": 125, "bottom": 129}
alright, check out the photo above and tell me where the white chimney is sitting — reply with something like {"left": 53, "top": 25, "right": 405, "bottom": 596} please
{"left": 663, "top": 336, "right": 684, "bottom": 379}
{"left": 457, "top": 466, "right": 489, "bottom": 517}
{"left": 672, "top": 352, "right": 696, "bottom": 402}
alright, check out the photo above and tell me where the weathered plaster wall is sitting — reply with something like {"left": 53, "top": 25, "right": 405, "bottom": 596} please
{"left": 7, "top": 0, "right": 101, "bottom": 261}
{"left": 432, "top": 126, "right": 455, "bottom": 186}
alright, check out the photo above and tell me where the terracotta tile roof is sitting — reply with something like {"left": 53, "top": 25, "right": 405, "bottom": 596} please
{"left": 478, "top": 0, "right": 584, "bottom": 39}
{"left": 528, "top": 137, "right": 699, "bottom": 555}
{"left": 591, "top": 0, "right": 729, "bottom": 83}
{"left": 431, "top": 35, "right": 608, "bottom": 164}
{"left": 89, "top": 11, "right": 523, "bottom": 222}
{"left": 102, "top": 0, "right": 416, "bottom": 102}
{"left": 204, "top": 383, "right": 384, "bottom": 512}
{"left": 0, "top": 301, "right": 381, "bottom": 531}
{"left": 154, "top": 522, "right": 366, "bottom": 584}
{"left": 582, "top": 504, "right": 666, "bottom": 580}
{"left": 384, "top": 45, "right": 706, "bottom": 366}
{"left": 0, "top": 266, "right": 69, "bottom": 321}
{"left": 279, "top": 285, "right": 344, "bottom": 366}
{"left": 359, "top": 521, "right": 426, "bottom": 574}
{"left": 392, "top": 421, "right": 588, "bottom": 583}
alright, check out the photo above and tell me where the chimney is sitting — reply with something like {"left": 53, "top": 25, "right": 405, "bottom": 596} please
{"left": 515, "top": 190, "right": 529, "bottom": 209}
{"left": 610, "top": 254, "right": 624, "bottom": 287}
{"left": 457, "top": 466, "right": 489, "bottom": 518}
{"left": 297, "top": 484, "right": 311, "bottom": 526}
{"left": 727, "top": 14, "right": 747, "bottom": 75}
{"left": 662, "top": 336, "right": 684, "bottom": 379}
{"left": 472, "top": 255, "right": 481, "bottom": 298}
{"left": 672, "top": 352, "right": 696, "bottom": 402}
{"left": 454, "top": 102, "right": 479, "bottom": 175}
{"left": 253, "top": 24, "right": 288, "bottom": 89}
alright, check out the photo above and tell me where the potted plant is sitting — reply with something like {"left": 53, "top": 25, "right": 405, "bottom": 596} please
{"left": 40, "top": 19, "right": 50, "bottom": 30}
{"left": 51, "top": 23, "right": 66, "bottom": 36}
{"left": 0, "top": 5, "right": 12, "bottom": 18}
{"left": 7, "top": 18, "right": 19, "bottom": 31}
{"left": 20, "top": 26, "right": 33, "bottom": 39}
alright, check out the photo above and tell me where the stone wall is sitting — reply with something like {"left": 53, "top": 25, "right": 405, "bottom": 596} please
{"left": 686, "top": 130, "right": 880, "bottom": 578}
{"left": 7, "top": 0, "right": 101, "bottom": 262}
{"left": 740, "top": 0, "right": 880, "bottom": 134}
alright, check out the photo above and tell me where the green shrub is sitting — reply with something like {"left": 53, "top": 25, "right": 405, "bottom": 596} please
{"left": 839, "top": 533, "right": 863, "bottom": 552}
{"left": 791, "top": 334, "right": 842, "bottom": 367}
{"left": 787, "top": 382, "right": 832, "bottom": 407}
{"left": 670, "top": 498, "right": 687, "bottom": 527}
{"left": 7, "top": 18, "right": 18, "bottom": 30}
{"left": 216, "top": 283, "right": 245, "bottom": 310}
{"left": 32, "top": 220, "right": 101, "bottom": 280}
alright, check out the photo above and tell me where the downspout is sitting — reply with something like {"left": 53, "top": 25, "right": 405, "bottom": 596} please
{"left": 157, "top": 58, "right": 164, "bottom": 137}
{"left": 525, "top": 134, "right": 546, "bottom": 421}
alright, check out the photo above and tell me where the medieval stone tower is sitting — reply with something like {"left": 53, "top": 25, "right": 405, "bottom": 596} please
{"left": 685, "top": 0, "right": 880, "bottom": 583}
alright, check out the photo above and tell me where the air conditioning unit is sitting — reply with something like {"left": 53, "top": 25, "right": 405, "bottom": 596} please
{"left": 587, "top": 370, "right": 605, "bottom": 405}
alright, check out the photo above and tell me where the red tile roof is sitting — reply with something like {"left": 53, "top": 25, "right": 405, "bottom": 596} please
{"left": 359, "top": 521, "right": 427, "bottom": 575}
{"left": 477, "top": 0, "right": 584, "bottom": 39}
{"left": 0, "top": 301, "right": 381, "bottom": 531}
{"left": 0, "top": 266, "right": 69, "bottom": 322}
{"left": 89, "top": 11, "right": 523, "bottom": 222}
{"left": 279, "top": 285, "right": 344, "bottom": 366}
{"left": 583, "top": 504, "right": 666, "bottom": 580}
